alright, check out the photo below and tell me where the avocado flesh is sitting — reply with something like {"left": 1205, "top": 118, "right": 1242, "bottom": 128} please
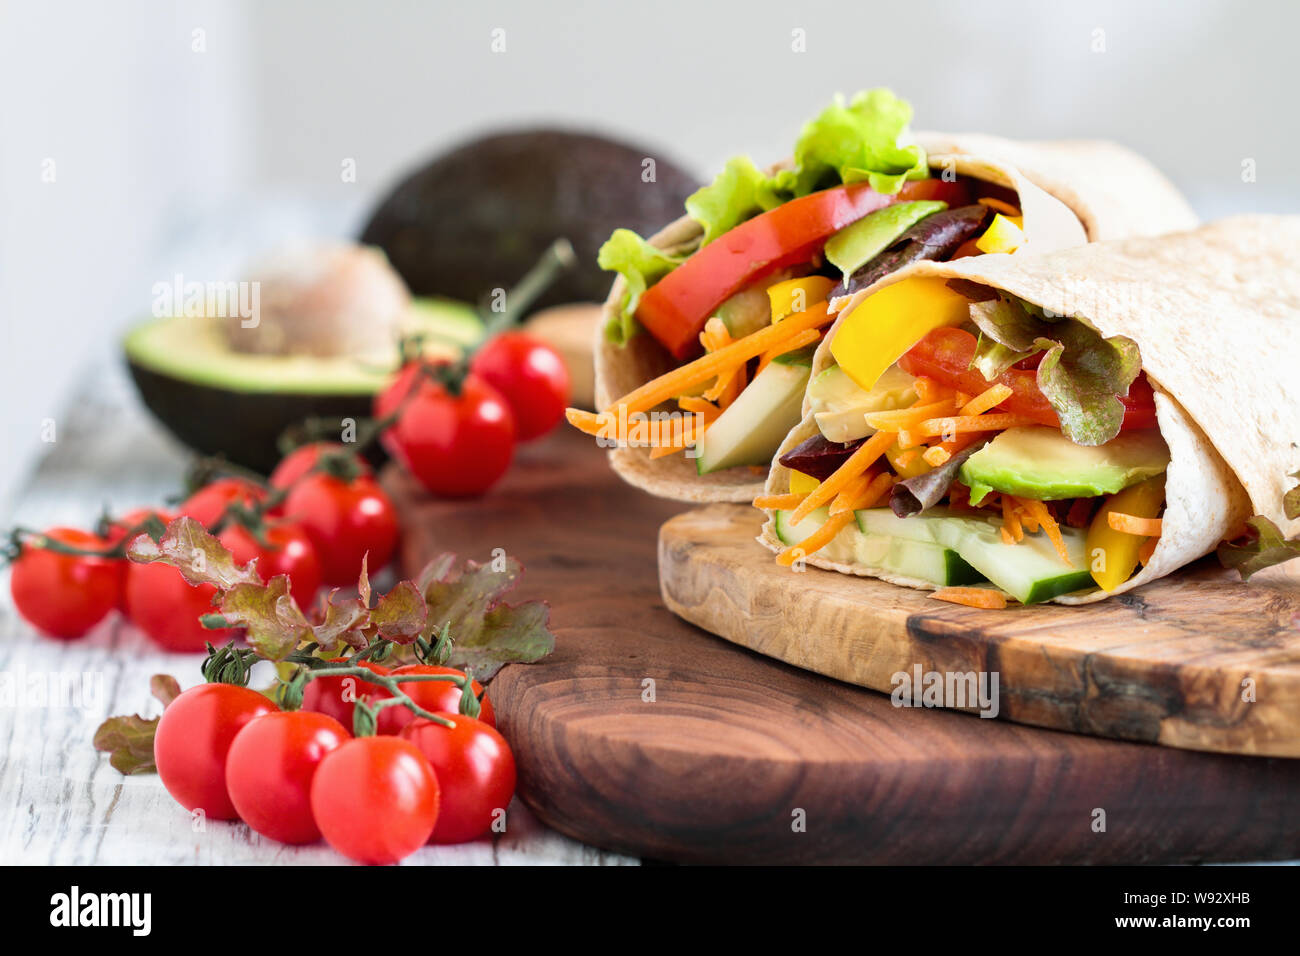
{"left": 959, "top": 425, "right": 1170, "bottom": 505}
{"left": 123, "top": 298, "right": 482, "bottom": 472}
{"left": 695, "top": 350, "right": 811, "bottom": 475}
{"left": 824, "top": 201, "right": 949, "bottom": 277}
{"left": 808, "top": 363, "right": 917, "bottom": 444}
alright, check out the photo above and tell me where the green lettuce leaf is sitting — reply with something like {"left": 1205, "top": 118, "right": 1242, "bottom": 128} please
{"left": 685, "top": 156, "right": 785, "bottom": 247}
{"left": 1217, "top": 516, "right": 1300, "bottom": 580}
{"left": 783, "top": 88, "right": 927, "bottom": 197}
{"left": 596, "top": 228, "right": 684, "bottom": 345}
{"left": 967, "top": 297, "right": 1141, "bottom": 446}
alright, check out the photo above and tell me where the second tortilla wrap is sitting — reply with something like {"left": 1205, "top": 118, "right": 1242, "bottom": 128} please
{"left": 760, "top": 214, "right": 1300, "bottom": 604}
{"left": 595, "top": 133, "right": 1198, "bottom": 503}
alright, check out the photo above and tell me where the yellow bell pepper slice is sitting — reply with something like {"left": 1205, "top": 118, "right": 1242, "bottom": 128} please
{"left": 768, "top": 276, "right": 836, "bottom": 323}
{"left": 974, "top": 213, "right": 1026, "bottom": 255}
{"left": 885, "top": 441, "right": 931, "bottom": 479}
{"left": 788, "top": 469, "right": 820, "bottom": 496}
{"left": 828, "top": 276, "right": 972, "bottom": 392}
{"left": 1086, "top": 474, "right": 1167, "bottom": 591}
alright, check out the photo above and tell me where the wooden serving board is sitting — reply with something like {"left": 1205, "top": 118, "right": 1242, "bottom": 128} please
{"left": 387, "top": 431, "right": 1300, "bottom": 864}
{"left": 660, "top": 505, "right": 1300, "bottom": 758}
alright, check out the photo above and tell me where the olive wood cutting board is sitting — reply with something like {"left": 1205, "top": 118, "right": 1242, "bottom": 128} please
{"left": 660, "top": 504, "right": 1300, "bottom": 758}
{"left": 386, "top": 430, "right": 1300, "bottom": 864}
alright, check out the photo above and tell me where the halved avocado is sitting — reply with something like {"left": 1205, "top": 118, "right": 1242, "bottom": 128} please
{"left": 124, "top": 298, "right": 481, "bottom": 473}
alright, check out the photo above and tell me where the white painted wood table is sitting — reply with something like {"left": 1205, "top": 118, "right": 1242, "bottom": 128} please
{"left": 0, "top": 361, "right": 636, "bottom": 866}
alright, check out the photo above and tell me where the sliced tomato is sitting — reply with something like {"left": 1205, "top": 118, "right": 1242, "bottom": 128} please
{"left": 637, "top": 178, "right": 973, "bottom": 360}
{"left": 897, "top": 327, "right": 1159, "bottom": 431}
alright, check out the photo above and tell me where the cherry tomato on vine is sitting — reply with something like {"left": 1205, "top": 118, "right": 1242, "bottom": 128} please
{"left": 377, "top": 664, "right": 494, "bottom": 735}
{"left": 154, "top": 683, "right": 278, "bottom": 820}
{"left": 10, "top": 528, "right": 120, "bottom": 639}
{"left": 180, "top": 478, "right": 268, "bottom": 528}
{"left": 225, "top": 710, "right": 349, "bottom": 844}
{"left": 470, "top": 332, "right": 571, "bottom": 441}
{"left": 400, "top": 713, "right": 516, "bottom": 845}
{"left": 280, "top": 473, "right": 398, "bottom": 586}
{"left": 300, "top": 658, "right": 392, "bottom": 731}
{"left": 269, "top": 442, "right": 370, "bottom": 495}
{"left": 376, "top": 363, "right": 515, "bottom": 498}
{"left": 309, "top": 735, "right": 440, "bottom": 864}
{"left": 219, "top": 522, "right": 323, "bottom": 607}
{"left": 124, "top": 561, "right": 232, "bottom": 652}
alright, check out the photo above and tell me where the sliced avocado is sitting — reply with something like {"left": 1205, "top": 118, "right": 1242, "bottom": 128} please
{"left": 695, "top": 349, "right": 812, "bottom": 474}
{"left": 807, "top": 363, "right": 916, "bottom": 444}
{"left": 824, "top": 201, "right": 948, "bottom": 278}
{"left": 715, "top": 270, "right": 795, "bottom": 338}
{"left": 774, "top": 507, "right": 981, "bottom": 587}
{"left": 959, "top": 426, "right": 1170, "bottom": 505}
{"left": 123, "top": 300, "right": 482, "bottom": 472}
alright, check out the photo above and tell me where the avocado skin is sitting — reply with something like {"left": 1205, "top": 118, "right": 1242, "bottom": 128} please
{"left": 359, "top": 130, "right": 698, "bottom": 311}
{"left": 126, "top": 359, "right": 385, "bottom": 475}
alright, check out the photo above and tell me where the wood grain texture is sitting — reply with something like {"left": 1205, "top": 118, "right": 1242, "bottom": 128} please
{"left": 0, "top": 365, "right": 633, "bottom": 867}
{"left": 661, "top": 505, "right": 1300, "bottom": 758}
{"left": 393, "top": 429, "right": 1300, "bottom": 865}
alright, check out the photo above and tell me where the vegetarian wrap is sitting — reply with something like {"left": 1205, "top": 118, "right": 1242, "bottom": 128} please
{"left": 758, "top": 215, "right": 1300, "bottom": 606}
{"left": 567, "top": 90, "right": 1197, "bottom": 502}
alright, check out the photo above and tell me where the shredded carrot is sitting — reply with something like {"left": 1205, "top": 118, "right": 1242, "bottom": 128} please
{"left": 1017, "top": 497, "right": 1071, "bottom": 564}
{"left": 895, "top": 447, "right": 920, "bottom": 468}
{"left": 753, "top": 493, "right": 806, "bottom": 511}
{"left": 756, "top": 328, "right": 821, "bottom": 374}
{"left": 854, "top": 471, "right": 895, "bottom": 511}
{"left": 930, "top": 587, "right": 1008, "bottom": 610}
{"left": 1108, "top": 512, "right": 1164, "bottom": 537}
{"left": 922, "top": 445, "right": 952, "bottom": 467}
{"left": 776, "top": 511, "right": 857, "bottom": 567}
{"left": 977, "top": 197, "right": 1022, "bottom": 217}
{"left": 1065, "top": 497, "right": 1096, "bottom": 529}
{"left": 699, "top": 316, "right": 731, "bottom": 352}
{"left": 1001, "top": 496, "right": 1024, "bottom": 543}
{"left": 565, "top": 408, "right": 607, "bottom": 437}
{"left": 790, "top": 429, "right": 898, "bottom": 524}
{"left": 863, "top": 399, "right": 958, "bottom": 432}
{"left": 917, "top": 413, "right": 1037, "bottom": 438}
{"left": 912, "top": 377, "right": 948, "bottom": 403}
{"left": 677, "top": 396, "right": 721, "bottom": 419}
{"left": 648, "top": 415, "right": 704, "bottom": 458}
{"left": 830, "top": 471, "right": 875, "bottom": 516}
{"left": 959, "top": 383, "right": 1014, "bottom": 417}
{"left": 1138, "top": 535, "right": 1159, "bottom": 565}
{"left": 955, "top": 391, "right": 972, "bottom": 407}
{"left": 586, "top": 301, "right": 833, "bottom": 420}
{"left": 897, "top": 429, "right": 923, "bottom": 450}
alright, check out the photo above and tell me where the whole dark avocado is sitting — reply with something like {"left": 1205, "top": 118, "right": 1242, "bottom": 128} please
{"left": 359, "top": 129, "right": 698, "bottom": 311}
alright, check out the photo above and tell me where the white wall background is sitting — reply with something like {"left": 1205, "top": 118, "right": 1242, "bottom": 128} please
{"left": 2, "top": 0, "right": 1298, "bottom": 507}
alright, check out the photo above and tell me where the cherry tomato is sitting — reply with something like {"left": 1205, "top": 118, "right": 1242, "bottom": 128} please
{"left": 154, "top": 683, "right": 278, "bottom": 820}
{"left": 309, "top": 736, "right": 440, "bottom": 864}
{"left": 400, "top": 713, "right": 515, "bottom": 844}
{"left": 898, "top": 327, "right": 1159, "bottom": 431}
{"left": 225, "top": 710, "right": 349, "bottom": 844}
{"left": 219, "top": 522, "right": 322, "bottom": 608}
{"left": 10, "top": 528, "right": 120, "bottom": 639}
{"left": 376, "top": 364, "right": 515, "bottom": 498}
{"left": 638, "top": 178, "right": 973, "bottom": 359}
{"left": 180, "top": 478, "right": 268, "bottom": 529}
{"left": 470, "top": 332, "right": 570, "bottom": 441}
{"left": 376, "top": 664, "right": 494, "bottom": 735}
{"left": 269, "top": 442, "right": 371, "bottom": 494}
{"left": 103, "top": 507, "right": 174, "bottom": 548}
{"left": 124, "top": 561, "right": 233, "bottom": 652}
{"left": 281, "top": 473, "right": 398, "bottom": 586}
{"left": 300, "top": 659, "right": 392, "bottom": 732}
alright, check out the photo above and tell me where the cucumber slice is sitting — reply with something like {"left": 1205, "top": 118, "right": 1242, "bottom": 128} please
{"left": 773, "top": 509, "right": 981, "bottom": 587}
{"left": 929, "top": 517, "right": 1094, "bottom": 604}
{"left": 695, "top": 352, "right": 811, "bottom": 474}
